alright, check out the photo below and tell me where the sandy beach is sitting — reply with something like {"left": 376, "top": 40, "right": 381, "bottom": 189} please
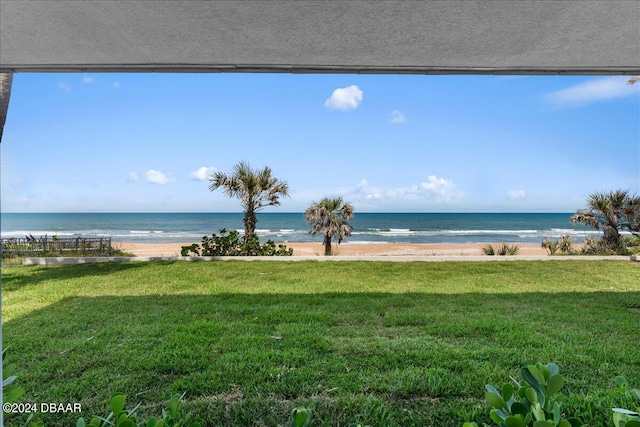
{"left": 116, "top": 241, "right": 548, "bottom": 257}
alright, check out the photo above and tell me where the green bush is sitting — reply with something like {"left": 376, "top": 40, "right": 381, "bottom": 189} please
{"left": 463, "top": 362, "right": 585, "bottom": 427}
{"left": 180, "top": 229, "right": 293, "bottom": 256}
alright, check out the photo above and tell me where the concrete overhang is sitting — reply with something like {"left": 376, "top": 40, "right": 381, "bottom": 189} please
{"left": 1, "top": 0, "right": 639, "bottom": 75}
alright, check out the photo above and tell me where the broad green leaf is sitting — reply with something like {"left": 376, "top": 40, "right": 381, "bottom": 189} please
{"left": 89, "top": 417, "right": 102, "bottom": 426}
{"left": 76, "top": 418, "right": 86, "bottom": 427}
{"left": 527, "top": 365, "right": 547, "bottom": 387}
{"left": 566, "top": 418, "right": 583, "bottom": 427}
{"left": 522, "top": 367, "right": 543, "bottom": 393}
{"left": 503, "top": 383, "right": 514, "bottom": 403}
{"left": 547, "top": 363, "right": 560, "bottom": 377}
{"left": 146, "top": 417, "right": 157, "bottom": 427}
{"left": 167, "top": 397, "right": 179, "bottom": 418}
{"left": 110, "top": 393, "right": 126, "bottom": 415}
{"left": 511, "top": 402, "right": 528, "bottom": 417}
{"left": 505, "top": 416, "right": 526, "bottom": 427}
{"left": 552, "top": 401, "right": 561, "bottom": 425}
{"left": 486, "top": 391, "right": 507, "bottom": 410}
{"left": 625, "top": 421, "right": 640, "bottom": 427}
{"left": 486, "top": 384, "right": 502, "bottom": 396}
{"left": 533, "top": 421, "right": 552, "bottom": 427}
{"left": 490, "top": 408, "right": 504, "bottom": 424}
{"left": 118, "top": 420, "right": 135, "bottom": 427}
{"left": 547, "top": 375, "right": 565, "bottom": 396}
{"left": 525, "top": 387, "right": 538, "bottom": 404}
{"left": 462, "top": 423, "right": 479, "bottom": 427}
{"left": 4, "top": 386, "right": 24, "bottom": 403}
{"left": 558, "top": 421, "right": 572, "bottom": 427}
{"left": 291, "top": 407, "right": 312, "bottom": 427}
{"left": 537, "top": 363, "right": 550, "bottom": 381}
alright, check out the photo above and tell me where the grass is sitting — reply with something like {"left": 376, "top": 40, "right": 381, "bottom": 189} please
{"left": 2, "top": 260, "right": 639, "bottom": 426}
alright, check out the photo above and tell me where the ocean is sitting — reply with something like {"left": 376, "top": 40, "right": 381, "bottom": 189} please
{"left": 0, "top": 212, "right": 600, "bottom": 245}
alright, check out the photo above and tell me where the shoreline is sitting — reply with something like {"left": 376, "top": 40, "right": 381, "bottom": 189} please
{"left": 115, "top": 241, "right": 549, "bottom": 257}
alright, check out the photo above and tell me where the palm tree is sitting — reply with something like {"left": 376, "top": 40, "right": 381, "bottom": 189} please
{"left": 622, "top": 193, "right": 640, "bottom": 237}
{"left": 209, "top": 161, "right": 289, "bottom": 242}
{"left": 305, "top": 197, "right": 354, "bottom": 255}
{"left": 570, "top": 189, "right": 629, "bottom": 249}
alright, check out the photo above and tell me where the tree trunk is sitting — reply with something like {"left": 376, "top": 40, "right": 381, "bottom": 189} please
{"left": 323, "top": 234, "right": 332, "bottom": 256}
{"left": 243, "top": 209, "right": 257, "bottom": 243}
{"left": 602, "top": 224, "right": 621, "bottom": 250}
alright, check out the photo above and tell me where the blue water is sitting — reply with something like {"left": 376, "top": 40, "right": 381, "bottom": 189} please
{"left": 0, "top": 212, "right": 599, "bottom": 244}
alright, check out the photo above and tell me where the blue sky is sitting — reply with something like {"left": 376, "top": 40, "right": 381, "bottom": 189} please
{"left": 1, "top": 73, "right": 638, "bottom": 213}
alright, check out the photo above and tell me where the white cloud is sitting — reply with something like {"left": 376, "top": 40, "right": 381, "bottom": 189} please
{"left": 325, "top": 85, "right": 363, "bottom": 110}
{"left": 410, "top": 175, "right": 455, "bottom": 199}
{"left": 58, "top": 83, "right": 71, "bottom": 92}
{"left": 390, "top": 110, "right": 406, "bottom": 123}
{"left": 546, "top": 76, "right": 640, "bottom": 106}
{"left": 346, "top": 175, "right": 461, "bottom": 204}
{"left": 82, "top": 76, "right": 94, "bottom": 84}
{"left": 189, "top": 166, "right": 216, "bottom": 181}
{"left": 145, "top": 169, "right": 176, "bottom": 185}
{"left": 507, "top": 189, "right": 526, "bottom": 200}
{"left": 127, "top": 172, "right": 139, "bottom": 183}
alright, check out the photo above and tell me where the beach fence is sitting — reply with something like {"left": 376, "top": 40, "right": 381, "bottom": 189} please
{"left": 1, "top": 236, "right": 112, "bottom": 257}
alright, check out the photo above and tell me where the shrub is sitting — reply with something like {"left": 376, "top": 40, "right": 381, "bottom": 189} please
{"left": 483, "top": 244, "right": 520, "bottom": 256}
{"left": 482, "top": 244, "right": 496, "bottom": 255}
{"left": 463, "top": 362, "right": 585, "bottom": 427}
{"left": 181, "top": 228, "right": 293, "bottom": 256}
{"left": 542, "top": 236, "right": 575, "bottom": 255}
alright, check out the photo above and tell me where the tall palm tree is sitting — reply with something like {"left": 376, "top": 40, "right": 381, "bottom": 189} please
{"left": 570, "top": 189, "right": 629, "bottom": 249}
{"left": 305, "top": 197, "right": 354, "bottom": 256}
{"left": 209, "top": 161, "right": 289, "bottom": 242}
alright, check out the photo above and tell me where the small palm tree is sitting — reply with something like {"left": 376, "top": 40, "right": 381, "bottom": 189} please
{"left": 305, "top": 197, "right": 354, "bottom": 256}
{"left": 209, "top": 161, "right": 289, "bottom": 242}
{"left": 570, "top": 189, "right": 629, "bottom": 250}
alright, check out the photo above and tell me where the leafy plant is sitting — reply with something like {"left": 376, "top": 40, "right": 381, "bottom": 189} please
{"left": 27, "top": 392, "right": 201, "bottom": 427}
{"left": 482, "top": 244, "right": 496, "bottom": 255}
{"left": 3, "top": 348, "right": 27, "bottom": 423}
{"left": 289, "top": 407, "right": 313, "bottom": 427}
{"left": 542, "top": 236, "right": 575, "bottom": 255}
{"left": 483, "top": 244, "right": 519, "bottom": 256}
{"left": 612, "top": 376, "right": 640, "bottom": 427}
{"left": 464, "top": 362, "right": 585, "bottom": 427}
{"left": 181, "top": 228, "right": 293, "bottom": 256}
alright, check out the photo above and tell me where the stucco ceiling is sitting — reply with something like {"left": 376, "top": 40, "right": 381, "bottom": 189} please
{"left": 0, "top": 0, "right": 639, "bottom": 74}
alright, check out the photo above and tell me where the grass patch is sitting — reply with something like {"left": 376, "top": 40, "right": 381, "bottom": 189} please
{"left": 2, "top": 260, "right": 639, "bottom": 426}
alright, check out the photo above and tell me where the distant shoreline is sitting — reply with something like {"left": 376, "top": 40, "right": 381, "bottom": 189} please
{"left": 117, "top": 241, "right": 549, "bottom": 257}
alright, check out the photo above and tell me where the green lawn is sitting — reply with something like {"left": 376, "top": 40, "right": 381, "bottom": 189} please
{"left": 2, "top": 260, "right": 639, "bottom": 426}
